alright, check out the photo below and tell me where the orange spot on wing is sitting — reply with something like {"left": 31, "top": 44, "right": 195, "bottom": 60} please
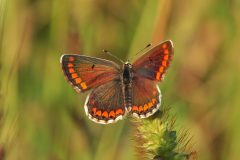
{"left": 143, "top": 104, "right": 148, "bottom": 111}
{"left": 92, "top": 107, "right": 97, "bottom": 114}
{"left": 80, "top": 82, "right": 87, "bottom": 89}
{"left": 132, "top": 106, "right": 138, "bottom": 111}
{"left": 152, "top": 98, "right": 157, "bottom": 104}
{"left": 69, "top": 68, "right": 75, "bottom": 73}
{"left": 162, "top": 44, "right": 167, "bottom": 49}
{"left": 156, "top": 72, "right": 161, "bottom": 80}
{"left": 164, "top": 55, "right": 169, "bottom": 60}
{"left": 139, "top": 106, "right": 143, "bottom": 112}
{"left": 102, "top": 111, "right": 108, "bottom": 118}
{"left": 109, "top": 111, "right": 116, "bottom": 118}
{"left": 148, "top": 102, "right": 153, "bottom": 108}
{"left": 159, "top": 66, "right": 164, "bottom": 73}
{"left": 75, "top": 78, "right": 82, "bottom": 84}
{"left": 116, "top": 109, "right": 123, "bottom": 115}
{"left": 162, "top": 61, "right": 167, "bottom": 67}
{"left": 68, "top": 63, "right": 73, "bottom": 67}
{"left": 69, "top": 56, "right": 74, "bottom": 61}
{"left": 71, "top": 73, "right": 78, "bottom": 79}
{"left": 164, "top": 49, "right": 169, "bottom": 54}
{"left": 96, "top": 110, "right": 101, "bottom": 117}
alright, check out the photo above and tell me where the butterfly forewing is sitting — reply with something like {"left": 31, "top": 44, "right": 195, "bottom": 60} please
{"left": 132, "top": 40, "right": 174, "bottom": 81}
{"left": 61, "top": 54, "right": 120, "bottom": 92}
{"left": 85, "top": 80, "right": 126, "bottom": 124}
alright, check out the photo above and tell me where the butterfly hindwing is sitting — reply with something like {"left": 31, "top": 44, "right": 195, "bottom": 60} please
{"left": 132, "top": 40, "right": 174, "bottom": 81}
{"left": 61, "top": 54, "right": 120, "bottom": 92}
{"left": 85, "top": 80, "right": 126, "bottom": 124}
{"left": 130, "top": 76, "right": 161, "bottom": 118}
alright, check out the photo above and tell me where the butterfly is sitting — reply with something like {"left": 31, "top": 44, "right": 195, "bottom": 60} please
{"left": 60, "top": 40, "right": 174, "bottom": 124}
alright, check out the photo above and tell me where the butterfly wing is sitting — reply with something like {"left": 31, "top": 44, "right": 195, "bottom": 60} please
{"left": 129, "top": 40, "right": 173, "bottom": 118}
{"left": 132, "top": 40, "right": 174, "bottom": 81}
{"left": 84, "top": 80, "right": 126, "bottom": 124}
{"left": 130, "top": 76, "right": 161, "bottom": 118}
{"left": 60, "top": 54, "right": 120, "bottom": 92}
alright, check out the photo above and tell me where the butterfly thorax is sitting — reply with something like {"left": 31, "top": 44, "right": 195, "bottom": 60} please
{"left": 122, "top": 62, "right": 133, "bottom": 84}
{"left": 122, "top": 62, "right": 133, "bottom": 110}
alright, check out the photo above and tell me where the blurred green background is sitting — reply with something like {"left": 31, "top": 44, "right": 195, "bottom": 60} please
{"left": 0, "top": 0, "right": 240, "bottom": 160}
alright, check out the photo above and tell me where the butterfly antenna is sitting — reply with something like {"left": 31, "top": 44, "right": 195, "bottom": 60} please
{"left": 135, "top": 43, "right": 152, "bottom": 56}
{"left": 102, "top": 49, "right": 124, "bottom": 64}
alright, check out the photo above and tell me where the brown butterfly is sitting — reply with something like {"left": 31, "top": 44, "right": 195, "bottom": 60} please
{"left": 60, "top": 40, "right": 174, "bottom": 124}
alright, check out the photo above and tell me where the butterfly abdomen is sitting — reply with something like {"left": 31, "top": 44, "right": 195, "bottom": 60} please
{"left": 123, "top": 84, "right": 133, "bottom": 110}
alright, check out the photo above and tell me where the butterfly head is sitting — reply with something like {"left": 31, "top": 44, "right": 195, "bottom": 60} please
{"left": 124, "top": 61, "right": 132, "bottom": 69}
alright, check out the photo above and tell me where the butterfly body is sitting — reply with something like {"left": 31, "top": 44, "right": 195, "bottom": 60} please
{"left": 60, "top": 40, "right": 174, "bottom": 124}
{"left": 121, "top": 62, "right": 133, "bottom": 111}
